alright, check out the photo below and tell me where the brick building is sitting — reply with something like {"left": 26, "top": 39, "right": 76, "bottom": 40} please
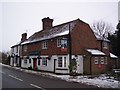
{"left": 10, "top": 17, "right": 117, "bottom": 75}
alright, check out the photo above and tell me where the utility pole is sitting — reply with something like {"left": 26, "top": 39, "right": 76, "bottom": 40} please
{"left": 68, "top": 23, "right": 72, "bottom": 74}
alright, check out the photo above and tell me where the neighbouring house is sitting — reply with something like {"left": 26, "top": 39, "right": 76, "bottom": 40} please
{"left": 109, "top": 53, "right": 118, "bottom": 69}
{"left": 10, "top": 43, "right": 21, "bottom": 67}
{"left": 10, "top": 33, "right": 27, "bottom": 67}
{"left": 10, "top": 17, "right": 118, "bottom": 75}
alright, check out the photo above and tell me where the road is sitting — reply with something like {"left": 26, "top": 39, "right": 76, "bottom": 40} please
{"left": 1, "top": 65, "right": 99, "bottom": 89}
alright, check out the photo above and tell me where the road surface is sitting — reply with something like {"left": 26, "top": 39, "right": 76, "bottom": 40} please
{"left": 1, "top": 65, "right": 99, "bottom": 89}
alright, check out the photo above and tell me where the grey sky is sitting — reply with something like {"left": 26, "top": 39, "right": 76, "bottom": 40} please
{"left": 0, "top": 0, "right": 119, "bottom": 52}
{"left": 118, "top": 1, "right": 120, "bottom": 20}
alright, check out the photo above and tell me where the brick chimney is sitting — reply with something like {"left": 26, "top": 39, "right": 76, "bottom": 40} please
{"left": 42, "top": 17, "right": 53, "bottom": 30}
{"left": 21, "top": 33, "right": 27, "bottom": 42}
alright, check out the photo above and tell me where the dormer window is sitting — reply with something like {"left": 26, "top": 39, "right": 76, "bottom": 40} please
{"left": 103, "top": 41, "right": 108, "bottom": 49}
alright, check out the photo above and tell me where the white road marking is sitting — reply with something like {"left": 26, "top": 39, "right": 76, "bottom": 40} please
{"left": 0, "top": 71, "right": 5, "bottom": 74}
{"left": 30, "top": 83, "right": 46, "bottom": 90}
{"left": 8, "top": 75, "right": 23, "bottom": 82}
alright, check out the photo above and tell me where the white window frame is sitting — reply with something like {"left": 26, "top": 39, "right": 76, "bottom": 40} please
{"left": 42, "top": 57, "right": 47, "bottom": 66}
{"left": 57, "top": 38, "right": 61, "bottom": 47}
{"left": 105, "top": 57, "right": 107, "bottom": 64}
{"left": 101, "top": 57, "right": 104, "bottom": 64}
{"left": 103, "top": 41, "right": 108, "bottom": 49}
{"left": 58, "top": 56, "right": 67, "bottom": 68}
{"left": 58, "top": 57, "right": 62, "bottom": 67}
{"left": 24, "top": 59, "right": 27, "bottom": 64}
{"left": 42, "top": 41, "right": 48, "bottom": 49}
{"left": 64, "top": 57, "right": 67, "bottom": 67}
{"left": 94, "top": 57, "right": 98, "bottom": 64}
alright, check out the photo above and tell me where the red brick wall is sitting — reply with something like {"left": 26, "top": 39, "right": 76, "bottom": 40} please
{"left": 71, "top": 20, "right": 101, "bottom": 55}
{"left": 22, "top": 36, "right": 69, "bottom": 56}
{"left": 91, "top": 56, "right": 107, "bottom": 74}
{"left": 84, "top": 52, "right": 107, "bottom": 75}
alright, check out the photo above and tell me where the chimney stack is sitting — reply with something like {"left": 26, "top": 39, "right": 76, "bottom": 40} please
{"left": 42, "top": 17, "right": 53, "bottom": 30}
{"left": 21, "top": 33, "right": 27, "bottom": 42}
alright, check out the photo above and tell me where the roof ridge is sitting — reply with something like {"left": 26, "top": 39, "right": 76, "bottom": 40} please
{"left": 22, "top": 18, "right": 79, "bottom": 45}
{"left": 27, "top": 18, "right": 79, "bottom": 40}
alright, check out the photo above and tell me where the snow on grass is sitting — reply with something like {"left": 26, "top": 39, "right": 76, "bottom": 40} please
{"left": 76, "top": 76, "right": 119, "bottom": 88}
{"left": 45, "top": 73, "right": 119, "bottom": 88}
{"left": 53, "top": 75, "right": 119, "bottom": 88}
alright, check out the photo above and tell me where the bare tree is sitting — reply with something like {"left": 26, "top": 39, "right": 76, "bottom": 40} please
{"left": 91, "top": 20, "right": 114, "bottom": 38}
{"left": 0, "top": 51, "right": 10, "bottom": 64}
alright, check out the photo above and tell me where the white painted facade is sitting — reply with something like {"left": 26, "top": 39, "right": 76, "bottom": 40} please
{"left": 10, "top": 45, "right": 21, "bottom": 67}
{"left": 21, "top": 54, "right": 83, "bottom": 74}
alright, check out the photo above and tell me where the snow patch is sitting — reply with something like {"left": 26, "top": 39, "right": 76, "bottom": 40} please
{"left": 86, "top": 49, "right": 105, "bottom": 55}
{"left": 110, "top": 53, "right": 118, "bottom": 58}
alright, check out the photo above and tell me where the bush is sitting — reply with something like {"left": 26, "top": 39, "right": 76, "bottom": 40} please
{"left": 69, "top": 58, "right": 77, "bottom": 76}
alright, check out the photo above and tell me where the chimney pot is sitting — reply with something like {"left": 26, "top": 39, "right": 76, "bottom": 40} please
{"left": 21, "top": 33, "right": 27, "bottom": 42}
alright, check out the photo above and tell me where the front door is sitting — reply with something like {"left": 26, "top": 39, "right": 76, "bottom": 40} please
{"left": 33, "top": 58, "right": 37, "bottom": 70}
{"left": 54, "top": 59, "right": 56, "bottom": 73}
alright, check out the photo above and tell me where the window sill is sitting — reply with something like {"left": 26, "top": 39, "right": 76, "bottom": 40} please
{"left": 42, "top": 48, "right": 48, "bottom": 50}
{"left": 42, "top": 65, "right": 47, "bottom": 66}
{"left": 56, "top": 68, "right": 68, "bottom": 70}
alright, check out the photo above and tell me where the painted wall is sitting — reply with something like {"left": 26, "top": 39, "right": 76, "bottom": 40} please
{"left": 10, "top": 45, "right": 21, "bottom": 66}
{"left": 21, "top": 54, "right": 84, "bottom": 74}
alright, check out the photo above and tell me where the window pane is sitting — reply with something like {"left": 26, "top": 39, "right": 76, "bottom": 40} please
{"left": 38, "top": 59, "right": 40, "bottom": 65}
{"left": 42, "top": 57, "right": 47, "bottom": 66}
{"left": 101, "top": 57, "right": 104, "bottom": 64}
{"left": 105, "top": 57, "right": 107, "bottom": 64}
{"left": 103, "top": 42, "right": 108, "bottom": 49}
{"left": 64, "top": 57, "right": 66, "bottom": 67}
{"left": 42, "top": 41, "right": 48, "bottom": 49}
{"left": 57, "top": 38, "right": 61, "bottom": 47}
{"left": 58, "top": 57, "right": 62, "bottom": 67}
{"left": 94, "top": 57, "right": 98, "bottom": 64}
{"left": 24, "top": 59, "right": 27, "bottom": 64}
{"left": 61, "top": 39, "right": 67, "bottom": 48}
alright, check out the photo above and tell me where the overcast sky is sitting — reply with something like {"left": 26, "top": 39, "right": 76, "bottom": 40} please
{"left": 0, "top": 0, "right": 119, "bottom": 52}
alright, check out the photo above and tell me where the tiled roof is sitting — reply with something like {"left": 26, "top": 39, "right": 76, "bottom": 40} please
{"left": 11, "top": 41, "right": 21, "bottom": 48}
{"left": 21, "top": 19, "right": 78, "bottom": 45}
{"left": 12, "top": 18, "right": 110, "bottom": 47}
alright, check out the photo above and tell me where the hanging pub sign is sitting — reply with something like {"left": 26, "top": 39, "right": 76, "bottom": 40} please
{"left": 61, "top": 38, "right": 67, "bottom": 52}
